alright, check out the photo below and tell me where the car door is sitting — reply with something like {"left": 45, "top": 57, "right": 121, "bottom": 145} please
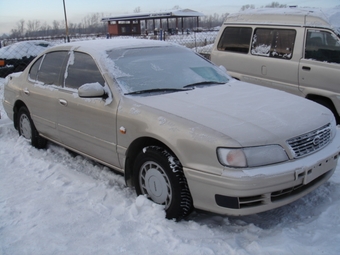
{"left": 24, "top": 51, "right": 68, "bottom": 141}
{"left": 299, "top": 29, "right": 340, "bottom": 113}
{"left": 56, "top": 51, "right": 120, "bottom": 168}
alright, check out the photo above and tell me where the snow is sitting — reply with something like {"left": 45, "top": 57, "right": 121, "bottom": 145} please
{"left": 1, "top": 75, "right": 340, "bottom": 254}
{"left": 227, "top": 7, "right": 340, "bottom": 33}
{"left": 0, "top": 40, "right": 54, "bottom": 59}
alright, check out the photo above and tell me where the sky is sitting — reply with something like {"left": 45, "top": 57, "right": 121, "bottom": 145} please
{"left": 0, "top": 0, "right": 339, "bottom": 35}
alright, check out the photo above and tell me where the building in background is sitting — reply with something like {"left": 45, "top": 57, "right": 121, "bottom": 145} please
{"left": 101, "top": 9, "right": 205, "bottom": 36}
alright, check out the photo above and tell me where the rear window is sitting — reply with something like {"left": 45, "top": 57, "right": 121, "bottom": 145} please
{"left": 217, "top": 27, "right": 252, "bottom": 53}
{"left": 251, "top": 28, "right": 296, "bottom": 59}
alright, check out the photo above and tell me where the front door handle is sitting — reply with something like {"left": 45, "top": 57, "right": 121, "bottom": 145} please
{"left": 59, "top": 99, "right": 68, "bottom": 106}
{"left": 302, "top": 66, "right": 311, "bottom": 71}
{"left": 23, "top": 88, "right": 30, "bottom": 95}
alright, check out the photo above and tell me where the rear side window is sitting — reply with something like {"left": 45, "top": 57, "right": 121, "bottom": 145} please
{"left": 217, "top": 27, "right": 252, "bottom": 53}
{"left": 251, "top": 28, "right": 296, "bottom": 59}
{"left": 29, "top": 51, "right": 68, "bottom": 86}
{"left": 29, "top": 56, "right": 43, "bottom": 80}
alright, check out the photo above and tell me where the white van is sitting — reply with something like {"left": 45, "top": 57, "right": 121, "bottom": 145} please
{"left": 211, "top": 7, "right": 340, "bottom": 123}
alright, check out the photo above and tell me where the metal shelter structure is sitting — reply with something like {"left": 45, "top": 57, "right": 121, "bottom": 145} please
{"left": 101, "top": 9, "right": 205, "bottom": 36}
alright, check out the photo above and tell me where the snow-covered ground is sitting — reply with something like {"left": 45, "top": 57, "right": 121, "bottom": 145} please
{"left": 1, "top": 77, "right": 340, "bottom": 255}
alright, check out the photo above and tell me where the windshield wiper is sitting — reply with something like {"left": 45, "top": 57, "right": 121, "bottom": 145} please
{"left": 125, "top": 87, "right": 193, "bottom": 95}
{"left": 183, "top": 81, "right": 226, "bottom": 88}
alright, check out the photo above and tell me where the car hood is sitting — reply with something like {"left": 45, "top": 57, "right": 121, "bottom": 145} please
{"left": 131, "top": 80, "right": 333, "bottom": 147}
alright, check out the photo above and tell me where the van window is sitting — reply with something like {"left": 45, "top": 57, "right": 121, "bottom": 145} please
{"left": 305, "top": 30, "right": 340, "bottom": 64}
{"left": 251, "top": 28, "right": 296, "bottom": 59}
{"left": 217, "top": 27, "right": 252, "bottom": 53}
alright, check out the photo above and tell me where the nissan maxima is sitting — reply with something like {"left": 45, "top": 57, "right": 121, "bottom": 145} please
{"left": 3, "top": 39, "right": 340, "bottom": 219}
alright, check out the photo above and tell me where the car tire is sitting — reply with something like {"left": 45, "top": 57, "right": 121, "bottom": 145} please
{"left": 18, "top": 106, "right": 47, "bottom": 149}
{"left": 134, "top": 146, "right": 193, "bottom": 220}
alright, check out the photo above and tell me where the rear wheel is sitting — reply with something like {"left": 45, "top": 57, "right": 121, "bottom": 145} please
{"left": 18, "top": 106, "right": 47, "bottom": 149}
{"left": 134, "top": 146, "right": 193, "bottom": 220}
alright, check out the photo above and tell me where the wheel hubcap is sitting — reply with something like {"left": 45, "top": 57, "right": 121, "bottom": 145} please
{"left": 139, "top": 161, "right": 172, "bottom": 208}
{"left": 20, "top": 114, "right": 32, "bottom": 140}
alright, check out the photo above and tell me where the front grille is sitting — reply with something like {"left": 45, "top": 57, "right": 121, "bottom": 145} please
{"left": 287, "top": 124, "right": 331, "bottom": 158}
{"left": 215, "top": 169, "right": 334, "bottom": 209}
{"left": 271, "top": 170, "right": 333, "bottom": 202}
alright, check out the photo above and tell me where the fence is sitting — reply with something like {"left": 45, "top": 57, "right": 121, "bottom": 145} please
{"left": 0, "top": 30, "right": 217, "bottom": 78}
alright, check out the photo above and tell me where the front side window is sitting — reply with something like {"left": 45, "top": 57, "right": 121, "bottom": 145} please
{"left": 251, "top": 28, "right": 296, "bottom": 59}
{"left": 29, "top": 51, "right": 68, "bottom": 86}
{"left": 217, "top": 27, "right": 252, "bottom": 53}
{"left": 305, "top": 30, "right": 340, "bottom": 64}
{"left": 64, "top": 52, "right": 105, "bottom": 89}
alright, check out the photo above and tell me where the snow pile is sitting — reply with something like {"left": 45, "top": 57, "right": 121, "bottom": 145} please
{"left": 1, "top": 77, "right": 340, "bottom": 254}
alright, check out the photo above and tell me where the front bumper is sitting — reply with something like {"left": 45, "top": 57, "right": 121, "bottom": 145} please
{"left": 185, "top": 127, "right": 340, "bottom": 216}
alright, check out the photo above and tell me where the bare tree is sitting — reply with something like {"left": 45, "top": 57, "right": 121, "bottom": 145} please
{"left": 40, "top": 21, "right": 51, "bottom": 36}
{"left": 221, "top": 12, "right": 229, "bottom": 21}
{"left": 133, "top": 6, "right": 141, "bottom": 13}
{"left": 52, "top": 20, "right": 61, "bottom": 35}
{"left": 240, "top": 4, "right": 255, "bottom": 11}
{"left": 16, "top": 19, "right": 25, "bottom": 37}
{"left": 26, "top": 20, "right": 41, "bottom": 36}
{"left": 265, "top": 2, "right": 287, "bottom": 8}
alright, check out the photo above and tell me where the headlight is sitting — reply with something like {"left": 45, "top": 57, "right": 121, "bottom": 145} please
{"left": 217, "top": 145, "right": 289, "bottom": 168}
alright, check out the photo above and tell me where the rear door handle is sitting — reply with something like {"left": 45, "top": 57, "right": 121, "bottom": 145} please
{"left": 302, "top": 66, "right": 311, "bottom": 71}
{"left": 59, "top": 99, "right": 68, "bottom": 106}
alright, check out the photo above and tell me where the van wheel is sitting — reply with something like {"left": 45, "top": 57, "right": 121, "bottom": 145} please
{"left": 313, "top": 98, "right": 340, "bottom": 124}
{"left": 18, "top": 106, "right": 47, "bottom": 149}
{"left": 134, "top": 146, "right": 193, "bottom": 220}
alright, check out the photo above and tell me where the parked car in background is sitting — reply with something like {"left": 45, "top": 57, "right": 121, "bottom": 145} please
{"left": 211, "top": 7, "right": 340, "bottom": 123}
{"left": 3, "top": 39, "right": 340, "bottom": 219}
{"left": 0, "top": 40, "right": 54, "bottom": 78}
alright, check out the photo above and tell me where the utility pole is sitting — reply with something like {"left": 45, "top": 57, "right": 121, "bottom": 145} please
{"left": 63, "top": 0, "right": 70, "bottom": 42}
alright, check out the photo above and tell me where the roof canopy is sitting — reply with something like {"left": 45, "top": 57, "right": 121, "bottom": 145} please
{"left": 101, "top": 9, "right": 205, "bottom": 22}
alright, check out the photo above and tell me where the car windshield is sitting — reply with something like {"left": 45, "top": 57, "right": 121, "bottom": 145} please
{"left": 107, "top": 46, "right": 229, "bottom": 94}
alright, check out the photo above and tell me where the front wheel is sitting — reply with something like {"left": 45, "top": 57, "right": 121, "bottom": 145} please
{"left": 134, "top": 146, "right": 193, "bottom": 220}
{"left": 17, "top": 106, "right": 47, "bottom": 149}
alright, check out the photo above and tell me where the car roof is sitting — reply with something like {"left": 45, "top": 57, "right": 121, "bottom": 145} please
{"left": 46, "top": 38, "right": 178, "bottom": 56}
{"left": 38, "top": 38, "right": 186, "bottom": 80}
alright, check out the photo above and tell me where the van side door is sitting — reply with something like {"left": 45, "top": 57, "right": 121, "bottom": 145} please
{"left": 212, "top": 26, "right": 302, "bottom": 96}
{"left": 245, "top": 27, "right": 301, "bottom": 95}
{"left": 299, "top": 29, "right": 340, "bottom": 116}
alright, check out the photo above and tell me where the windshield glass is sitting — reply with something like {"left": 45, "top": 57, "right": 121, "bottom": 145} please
{"left": 107, "top": 46, "right": 229, "bottom": 94}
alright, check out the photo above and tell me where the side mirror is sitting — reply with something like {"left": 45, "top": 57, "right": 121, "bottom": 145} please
{"left": 78, "top": 83, "right": 105, "bottom": 98}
